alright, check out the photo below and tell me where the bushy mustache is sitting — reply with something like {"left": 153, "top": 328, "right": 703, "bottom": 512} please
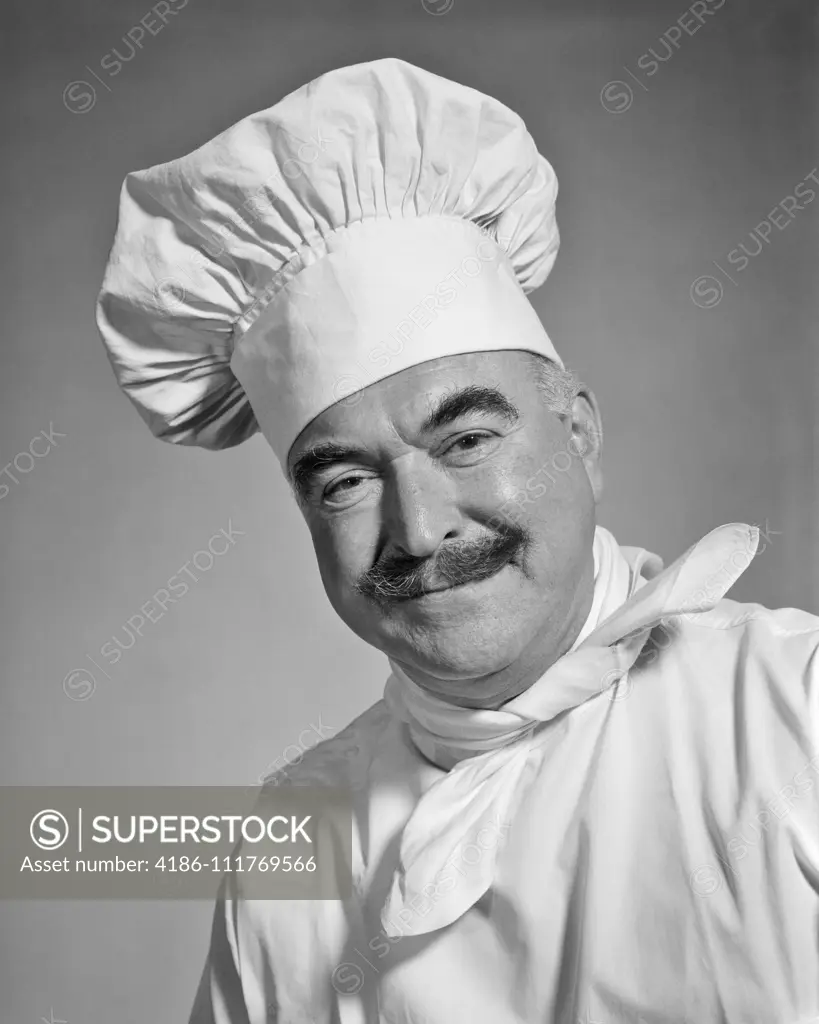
{"left": 355, "top": 521, "right": 528, "bottom": 602}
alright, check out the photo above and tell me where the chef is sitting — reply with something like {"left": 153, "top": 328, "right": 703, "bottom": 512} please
{"left": 97, "top": 57, "right": 819, "bottom": 1024}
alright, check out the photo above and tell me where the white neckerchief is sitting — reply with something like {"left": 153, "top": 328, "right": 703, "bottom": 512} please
{"left": 381, "top": 523, "right": 759, "bottom": 937}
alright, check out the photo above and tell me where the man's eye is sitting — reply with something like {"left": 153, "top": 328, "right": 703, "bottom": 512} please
{"left": 324, "top": 474, "right": 366, "bottom": 500}
{"left": 445, "top": 431, "right": 494, "bottom": 454}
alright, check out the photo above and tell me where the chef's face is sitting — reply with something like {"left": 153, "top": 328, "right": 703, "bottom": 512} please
{"left": 288, "top": 350, "right": 603, "bottom": 703}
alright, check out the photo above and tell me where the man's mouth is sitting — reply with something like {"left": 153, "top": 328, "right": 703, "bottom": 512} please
{"left": 411, "top": 559, "right": 511, "bottom": 599}
{"left": 418, "top": 581, "right": 459, "bottom": 595}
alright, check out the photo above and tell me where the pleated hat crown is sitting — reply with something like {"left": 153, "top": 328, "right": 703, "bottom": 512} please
{"left": 96, "top": 57, "right": 562, "bottom": 467}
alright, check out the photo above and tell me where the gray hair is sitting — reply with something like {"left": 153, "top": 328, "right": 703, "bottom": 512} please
{"left": 527, "top": 352, "right": 584, "bottom": 415}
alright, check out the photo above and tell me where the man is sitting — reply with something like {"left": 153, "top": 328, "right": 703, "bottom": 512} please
{"left": 97, "top": 58, "right": 819, "bottom": 1023}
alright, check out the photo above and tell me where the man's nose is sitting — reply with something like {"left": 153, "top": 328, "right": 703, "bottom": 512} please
{"left": 382, "top": 456, "right": 463, "bottom": 559}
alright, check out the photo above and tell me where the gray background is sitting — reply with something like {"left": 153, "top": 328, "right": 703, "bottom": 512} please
{"left": 1, "top": 0, "right": 817, "bottom": 1020}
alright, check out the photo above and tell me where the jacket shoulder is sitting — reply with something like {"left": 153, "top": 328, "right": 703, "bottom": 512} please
{"left": 676, "top": 598, "right": 819, "bottom": 692}
{"left": 685, "top": 597, "right": 819, "bottom": 644}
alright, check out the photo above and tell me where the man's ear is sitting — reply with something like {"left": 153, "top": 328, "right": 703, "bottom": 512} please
{"left": 566, "top": 388, "right": 603, "bottom": 504}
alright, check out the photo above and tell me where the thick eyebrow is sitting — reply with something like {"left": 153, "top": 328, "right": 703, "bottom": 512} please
{"left": 289, "top": 385, "right": 519, "bottom": 499}
{"left": 289, "top": 441, "right": 368, "bottom": 500}
{"left": 420, "top": 384, "right": 520, "bottom": 433}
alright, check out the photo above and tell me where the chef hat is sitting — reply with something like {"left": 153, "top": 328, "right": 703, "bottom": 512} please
{"left": 96, "top": 57, "right": 562, "bottom": 469}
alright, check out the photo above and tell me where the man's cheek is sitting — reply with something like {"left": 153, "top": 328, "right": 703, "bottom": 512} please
{"left": 310, "top": 523, "right": 368, "bottom": 598}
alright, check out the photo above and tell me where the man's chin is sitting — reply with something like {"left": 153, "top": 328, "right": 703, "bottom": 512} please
{"left": 397, "top": 646, "right": 517, "bottom": 685}
{"left": 386, "top": 606, "right": 534, "bottom": 683}
{"left": 348, "top": 565, "right": 538, "bottom": 677}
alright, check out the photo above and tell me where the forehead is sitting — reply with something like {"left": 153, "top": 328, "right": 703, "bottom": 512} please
{"left": 288, "top": 349, "right": 538, "bottom": 458}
